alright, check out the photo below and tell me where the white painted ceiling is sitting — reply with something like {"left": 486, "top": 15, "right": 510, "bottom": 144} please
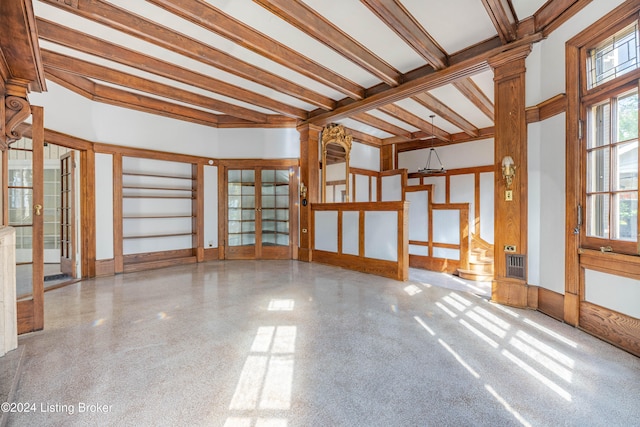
{"left": 32, "top": 0, "right": 549, "bottom": 143}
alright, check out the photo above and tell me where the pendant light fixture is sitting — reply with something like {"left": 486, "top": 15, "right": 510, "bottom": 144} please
{"left": 417, "top": 115, "right": 446, "bottom": 174}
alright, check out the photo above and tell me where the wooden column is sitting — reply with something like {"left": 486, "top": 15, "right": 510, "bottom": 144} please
{"left": 297, "top": 123, "right": 321, "bottom": 262}
{"left": 489, "top": 45, "right": 532, "bottom": 308}
{"left": 380, "top": 144, "right": 393, "bottom": 171}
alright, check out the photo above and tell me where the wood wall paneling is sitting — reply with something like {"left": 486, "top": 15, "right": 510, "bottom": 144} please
{"left": 536, "top": 286, "right": 565, "bottom": 321}
{"left": 580, "top": 301, "right": 640, "bottom": 358}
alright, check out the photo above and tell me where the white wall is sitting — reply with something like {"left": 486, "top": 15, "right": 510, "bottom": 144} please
{"left": 29, "top": 82, "right": 300, "bottom": 159}
{"left": 95, "top": 153, "right": 114, "bottom": 260}
{"left": 350, "top": 141, "right": 380, "bottom": 171}
{"left": 398, "top": 139, "right": 494, "bottom": 173}
{"left": 528, "top": 115, "right": 566, "bottom": 293}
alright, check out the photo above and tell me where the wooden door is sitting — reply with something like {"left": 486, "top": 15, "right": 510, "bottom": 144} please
{"left": 7, "top": 106, "right": 44, "bottom": 333}
{"left": 59, "top": 151, "right": 75, "bottom": 277}
{"left": 226, "top": 167, "right": 293, "bottom": 260}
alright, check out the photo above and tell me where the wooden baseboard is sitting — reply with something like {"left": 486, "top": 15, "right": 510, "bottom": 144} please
{"left": 203, "top": 248, "right": 219, "bottom": 261}
{"left": 122, "top": 248, "right": 198, "bottom": 273}
{"left": 298, "top": 248, "right": 312, "bottom": 262}
{"left": 95, "top": 259, "right": 115, "bottom": 277}
{"left": 580, "top": 301, "right": 640, "bottom": 357}
{"left": 537, "top": 287, "right": 564, "bottom": 320}
{"left": 123, "top": 248, "right": 193, "bottom": 265}
{"left": 123, "top": 256, "right": 197, "bottom": 273}
{"left": 409, "top": 254, "right": 460, "bottom": 274}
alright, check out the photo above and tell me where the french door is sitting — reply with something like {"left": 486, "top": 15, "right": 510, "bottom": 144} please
{"left": 226, "top": 167, "right": 293, "bottom": 259}
{"left": 59, "top": 151, "right": 75, "bottom": 277}
{"left": 5, "top": 107, "right": 44, "bottom": 333}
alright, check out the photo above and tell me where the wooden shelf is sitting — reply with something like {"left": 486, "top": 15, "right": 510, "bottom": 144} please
{"left": 123, "top": 215, "right": 194, "bottom": 219}
{"left": 123, "top": 184, "right": 193, "bottom": 191}
{"left": 122, "top": 171, "right": 193, "bottom": 180}
{"left": 123, "top": 194, "right": 195, "bottom": 199}
{"left": 123, "top": 232, "right": 195, "bottom": 240}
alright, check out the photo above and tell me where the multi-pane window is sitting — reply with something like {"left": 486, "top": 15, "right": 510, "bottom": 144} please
{"left": 583, "top": 18, "right": 640, "bottom": 253}
{"left": 586, "top": 89, "right": 638, "bottom": 242}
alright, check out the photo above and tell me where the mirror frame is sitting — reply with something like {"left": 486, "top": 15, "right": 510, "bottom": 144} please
{"left": 321, "top": 124, "right": 352, "bottom": 203}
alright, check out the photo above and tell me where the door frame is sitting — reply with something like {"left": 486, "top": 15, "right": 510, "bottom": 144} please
{"left": 218, "top": 159, "right": 299, "bottom": 260}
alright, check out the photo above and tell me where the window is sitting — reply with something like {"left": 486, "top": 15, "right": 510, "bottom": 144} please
{"left": 583, "top": 21, "right": 640, "bottom": 253}
{"left": 586, "top": 89, "right": 638, "bottom": 242}
{"left": 587, "top": 21, "right": 639, "bottom": 89}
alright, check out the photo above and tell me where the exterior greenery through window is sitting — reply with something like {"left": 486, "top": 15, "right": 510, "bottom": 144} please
{"left": 584, "top": 21, "right": 640, "bottom": 252}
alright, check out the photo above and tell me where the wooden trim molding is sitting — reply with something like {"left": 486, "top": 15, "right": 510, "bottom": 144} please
{"left": 525, "top": 93, "right": 567, "bottom": 123}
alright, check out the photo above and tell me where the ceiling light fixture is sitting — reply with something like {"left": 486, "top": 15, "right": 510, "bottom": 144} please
{"left": 417, "top": 115, "right": 446, "bottom": 174}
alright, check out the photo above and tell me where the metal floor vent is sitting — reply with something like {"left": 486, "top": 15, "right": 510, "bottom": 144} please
{"left": 506, "top": 254, "right": 526, "bottom": 280}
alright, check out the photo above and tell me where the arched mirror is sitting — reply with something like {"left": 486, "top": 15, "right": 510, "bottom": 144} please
{"left": 321, "top": 124, "right": 352, "bottom": 203}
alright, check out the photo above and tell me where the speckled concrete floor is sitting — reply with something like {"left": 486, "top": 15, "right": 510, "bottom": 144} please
{"left": 4, "top": 260, "right": 640, "bottom": 426}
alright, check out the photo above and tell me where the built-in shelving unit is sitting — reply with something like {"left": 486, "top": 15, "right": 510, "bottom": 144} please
{"left": 121, "top": 157, "right": 198, "bottom": 272}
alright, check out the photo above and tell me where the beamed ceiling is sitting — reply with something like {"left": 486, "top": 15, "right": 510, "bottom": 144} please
{"left": 32, "top": 0, "right": 588, "bottom": 148}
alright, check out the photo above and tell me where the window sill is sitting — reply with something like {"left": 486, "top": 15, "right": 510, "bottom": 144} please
{"left": 579, "top": 248, "right": 640, "bottom": 279}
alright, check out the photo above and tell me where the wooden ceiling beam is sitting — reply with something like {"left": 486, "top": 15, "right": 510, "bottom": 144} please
{"left": 346, "top": 128, "right": 383, "bottom": 147}
{"left": 41, "top": 49, "right": 268, "bottom": 123}
{"left": 351, "top": 112, "right": 412, "bottom": 138}
{"left": 253, "top": 0, "right": 401, "bottom": 86}
{"left": 452, "top": 78, "right": 495, "bottom": 120}
{"left": 379, "top": 104, "right": 451, "bottom": 141}
{"left": 38, "top": 0, "right": 336, "bottom": 110}
{"left": 360, "top": 0, "right": 448, "bottom": 69}
{"left": 305, "top": 32, "right": 542, "bottom": 126}
{"left": 37, "top": 18, "right": 307, "bottom": 120}
{"left": 411, "top": 91, "right": 479, "bottom": 137}
{"left": 535, "top": 0, "right": 593, "bottom": 36}
{"left": 386, "top": 125, "right": 494, "bottom": 147}
{"left": 147, "top": 0, "right": 364, "bottom": 101}
{"left": 481, "top": 0, "right": 517, "bottom": 43}
{"left": 46, "top": 68, "right": 224, "bottom": 128}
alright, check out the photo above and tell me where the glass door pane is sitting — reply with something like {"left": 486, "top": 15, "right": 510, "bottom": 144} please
{"left": 227, "top": 169, "right": 256, "bottom": 258}
{"left": 8, "top": 139, "right": 34, "bottom": 299}
{"left": 261, "top": 169, "right": 290, "bottom": 247}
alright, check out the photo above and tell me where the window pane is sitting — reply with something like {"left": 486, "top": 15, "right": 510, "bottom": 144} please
{"left": 587, "top": 194, "right": 609, "bottom": 238}
{"left": 8, "top": 189, "right": 33, "bottom": 225}
{"left": 613, "top": 141, "right": 638, "bottom": 191}
{"left": 228, "top": 183, "right": 241, "bottom": 195}
{"left": 588, "top": 22, "right": 639, "bottom": 88}
{"left": 241, "top": 170, "right": 254, "bottom": 182}
{"left": 587, "top": 148, "right": 610, "bottom": 192}
{"left": 616, "top": 91, "right": 638, "bottom": 142}
{"left": 275, "top": 169, "right": 290, "bottom": 183}
{"left": 588, "top": 102, "right": 610, "bottom": 148}
{"left": 613, "top": 192, "right": 637, "bottom": 240}
{"left": 261, "top": 169, "right": 275, "bottom": 183}
{"left": 228, "top": 170, "right": 241, "bottom": 183}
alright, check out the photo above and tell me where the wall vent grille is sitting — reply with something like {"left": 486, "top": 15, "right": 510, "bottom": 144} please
{"left": 506, "top": 254, "right": 526, "bottom": 280}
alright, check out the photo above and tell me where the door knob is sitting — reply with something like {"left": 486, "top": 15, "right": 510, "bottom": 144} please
{"left": 34, "top": 204, "right": 42, "bottom": 216}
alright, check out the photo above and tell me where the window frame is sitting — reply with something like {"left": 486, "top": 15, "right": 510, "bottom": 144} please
{"left": 579, "top": 17, "right": 640, "bottom": 255}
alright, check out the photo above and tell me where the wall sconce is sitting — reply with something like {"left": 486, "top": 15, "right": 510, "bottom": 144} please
{"left": 502, "top": 156, "right": 516, "bottom": 201}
